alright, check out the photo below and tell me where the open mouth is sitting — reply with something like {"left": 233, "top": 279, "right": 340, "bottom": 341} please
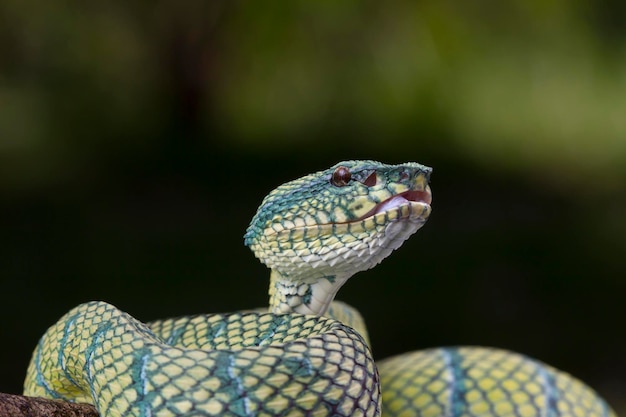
{"left": 352, "top": 186, "right": 432, "bottom": 222}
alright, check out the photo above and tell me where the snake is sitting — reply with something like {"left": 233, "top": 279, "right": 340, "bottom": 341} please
{"left": 23, "top": 160, "right": 615, "bottom": 417}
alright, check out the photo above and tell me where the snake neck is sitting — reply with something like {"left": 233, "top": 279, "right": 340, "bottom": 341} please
{"left": 269, "top": 270, "right": 349, "bottom": 315}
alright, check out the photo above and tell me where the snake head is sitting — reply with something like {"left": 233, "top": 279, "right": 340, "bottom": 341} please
{"left": 244, "top": 160, "right": 432, "bottom": 314}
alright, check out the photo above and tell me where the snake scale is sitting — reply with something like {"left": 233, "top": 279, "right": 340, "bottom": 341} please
{"left": 24, "top": 160, "right": 615, "bottom": 416}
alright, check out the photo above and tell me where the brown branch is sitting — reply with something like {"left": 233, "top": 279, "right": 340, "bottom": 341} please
{"left": 0, "top": 393, "right": 98, "bottom": 417}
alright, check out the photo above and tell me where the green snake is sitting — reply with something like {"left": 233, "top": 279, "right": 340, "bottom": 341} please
{"left": 24, "top": 160, "right": 615, "bottom": 416}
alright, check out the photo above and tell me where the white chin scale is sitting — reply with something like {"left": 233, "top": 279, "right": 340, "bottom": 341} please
{"left": 361, "top": 214, "right": 426, "bottom": 271}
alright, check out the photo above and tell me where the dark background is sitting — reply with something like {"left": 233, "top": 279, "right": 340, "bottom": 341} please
{"left": 1, "top": 1, "right": 625, "bottom": 411}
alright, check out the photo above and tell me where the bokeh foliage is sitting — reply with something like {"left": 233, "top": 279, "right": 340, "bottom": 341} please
{"left": 1, "top": 0, "right": 625, "bottom": 410}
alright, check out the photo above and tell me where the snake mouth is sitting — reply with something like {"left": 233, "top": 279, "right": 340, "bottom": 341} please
{"left": 399, "top": 188, "right": 433, "bottom": 206}
{"left": 351, "top": 185, "right": 432, "bottom": 223}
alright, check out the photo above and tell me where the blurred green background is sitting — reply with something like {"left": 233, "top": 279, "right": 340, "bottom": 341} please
{"left": 1, "top": 0, "right": 625, "bottom": 411}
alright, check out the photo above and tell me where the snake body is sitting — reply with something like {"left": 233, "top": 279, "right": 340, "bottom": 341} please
{"left": 24, "top": 160, "right": 615, "bottom": 416}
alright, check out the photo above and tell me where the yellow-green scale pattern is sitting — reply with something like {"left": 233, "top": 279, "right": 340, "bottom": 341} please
{"left": 378, "top": 347, "right": 615, "bottom": 417}
{"left": 25, "top": 301, "right": 380, "bottom": 417}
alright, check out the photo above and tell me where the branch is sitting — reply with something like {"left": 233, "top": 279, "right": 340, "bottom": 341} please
{"left": 0, "top": 392, "right": 98, "bottom": 417}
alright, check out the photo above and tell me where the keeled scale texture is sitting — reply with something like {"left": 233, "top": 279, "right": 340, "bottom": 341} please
{"left": 378, "top": 347, "right": 615, "bottom": 417}
{"left": 25, "top": 301, "right": 380, "bottom": 417}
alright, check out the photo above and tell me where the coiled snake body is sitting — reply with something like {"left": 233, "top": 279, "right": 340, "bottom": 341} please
{"left": 24, "top": 161, "right": 615, "bottom": 416}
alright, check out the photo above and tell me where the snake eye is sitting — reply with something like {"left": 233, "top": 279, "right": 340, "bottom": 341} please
{"left": 363, "top": 172, "right": 377, "bottom": 187}
{"left": 331, "top": 166, "right": 351, "bottom": 187}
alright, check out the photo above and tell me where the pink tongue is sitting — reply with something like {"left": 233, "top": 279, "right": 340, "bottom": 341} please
{"left": 376, "top": 195, "right": 409, "bottom": 214}
{"left": 404, "top": 189, "right": 432, "bottom": 205}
